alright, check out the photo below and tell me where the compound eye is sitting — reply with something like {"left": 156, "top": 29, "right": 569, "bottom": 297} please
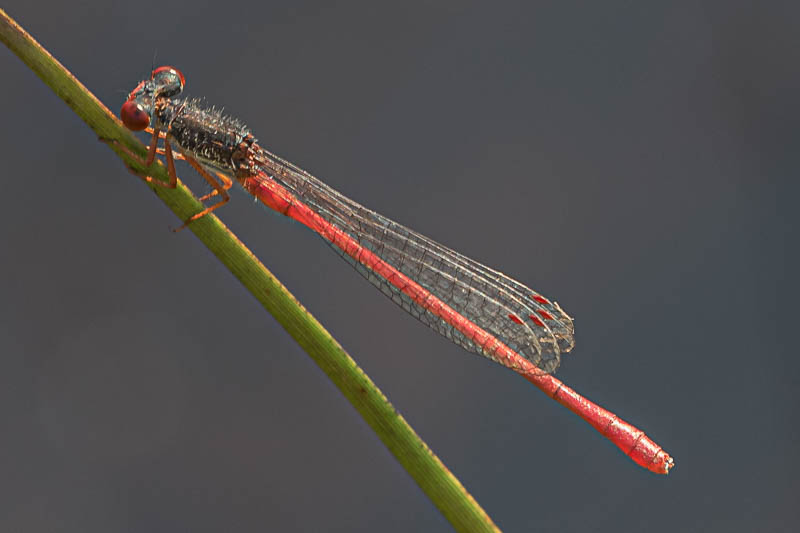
{"left": 153, "top": 65, "right": 185, "bottom": 85}
{"left": 151, "top": 65, "right": 185, "bottom": 97}
{"left": 120, "top": 100, "right": 150, "bottom": 131}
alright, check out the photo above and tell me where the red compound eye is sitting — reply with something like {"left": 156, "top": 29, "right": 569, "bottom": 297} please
{"left": 120, "top": 100, "right": 150, "bottom": 131}
{"left": 153, "top": 65, "right": 185, "bottom": 86}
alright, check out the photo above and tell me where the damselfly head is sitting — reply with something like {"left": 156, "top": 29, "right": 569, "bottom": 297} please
{"left": 120, "top": 66, "right": 185, "bottom": 131}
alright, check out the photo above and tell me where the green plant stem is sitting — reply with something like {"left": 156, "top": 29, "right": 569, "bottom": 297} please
{"left": 1, "top": 8, "right": 501, "bottom": 532}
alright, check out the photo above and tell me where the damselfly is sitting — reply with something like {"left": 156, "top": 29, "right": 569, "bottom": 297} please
{"left": 115, "top": 66, "right": 673, "bottom": 474}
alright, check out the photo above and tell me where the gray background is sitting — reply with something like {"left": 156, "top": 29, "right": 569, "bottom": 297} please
{"left": 2, "top": 1, "right": 797, "bottom": 531}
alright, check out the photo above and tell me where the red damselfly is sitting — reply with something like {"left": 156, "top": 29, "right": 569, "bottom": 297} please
{"left": 115, "top": 66, "right": 673, "bottom": 474}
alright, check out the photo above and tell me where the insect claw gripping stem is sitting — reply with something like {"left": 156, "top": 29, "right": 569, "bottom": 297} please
{"left": 99, "top": 136, "right": 175, "bottom": 188}
{"left": 102, "top": 132, "right": 230, "bottom": 232}
{"left": 114, "top": 65, "right": 674, "bottom": 473}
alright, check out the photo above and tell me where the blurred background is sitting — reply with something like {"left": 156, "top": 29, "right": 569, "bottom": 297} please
{"left": 1, "top": 1, "right": 797, "bottom": 531}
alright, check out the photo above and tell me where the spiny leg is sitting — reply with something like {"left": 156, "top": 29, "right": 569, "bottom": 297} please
{"left": 145, "top": 127, "right": 187, "bottom": 161}
{"left": 172, "top": 145, "right": 231, "bottom": 231}
{"left": 198, "top": 172, "right": 233, "bottom": 202}
{"left": 101, "top": 126, "right": 176, "bottom": 189}
{"left": 129, "top": 134, "right": 230, "bottom": 200}
{"left": 104, "top": 129, "right": 231, "bottom": 231}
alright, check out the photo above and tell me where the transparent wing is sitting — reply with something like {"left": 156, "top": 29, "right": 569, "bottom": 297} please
{"left": 253, "top": 149, "right": 574, "bottom": 373}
